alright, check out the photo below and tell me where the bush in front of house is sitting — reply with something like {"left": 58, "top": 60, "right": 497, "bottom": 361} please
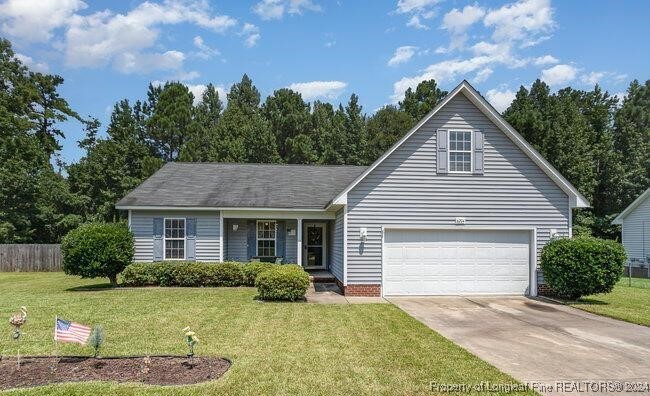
{"left": 255, "top": 265, "right": 310, "bottom": 301}
{"left": 241, "top": 262, "right": 277, "bottom": 286}
{"left": 540, "top": 236, "right": 626, "bottom": 300}
{"left": 121, "top": 262, "right": 168, "bottom": 286}
{"left": 61, "top": 222, "right": 134, "bottom": 286}
{"left": 204, "top": 262, "right": 245, "bottom": 286}
{"left": 122, "top": 261, "right": 247, "bottom": 287}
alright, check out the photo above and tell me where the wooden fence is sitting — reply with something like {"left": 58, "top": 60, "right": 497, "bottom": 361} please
{"left": 0, "top": 244, "right": 62, "bottom": 272}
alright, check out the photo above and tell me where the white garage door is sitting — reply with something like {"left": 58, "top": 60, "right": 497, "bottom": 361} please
{"left": 384, "top": 229, "right": 531, "bottom": 296}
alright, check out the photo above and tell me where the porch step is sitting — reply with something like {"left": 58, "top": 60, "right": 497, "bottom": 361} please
{"left": 307, "top": 270, "right": 336, "bottom": 283}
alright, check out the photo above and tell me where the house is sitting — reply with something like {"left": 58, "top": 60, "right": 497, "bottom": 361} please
{"left": 116, "top": 80, "right": 589, "bottom": 297}
{"left": 613, "top": 188, "right": 650, "bottom": 274}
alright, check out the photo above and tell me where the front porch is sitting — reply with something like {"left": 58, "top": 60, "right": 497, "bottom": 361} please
{"left": 221, "top": 212, "right": 342, "bottom": 282}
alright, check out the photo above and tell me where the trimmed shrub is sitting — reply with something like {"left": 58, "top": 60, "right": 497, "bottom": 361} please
{"left": 170, "top": 262, "right": 209, "bottom": 287}
{"left": 540, "top": 236, "right": 626, "bottom": 300}
{"left": 121, "top": 263, "right": 168, "bottom": 286}
{"left": 121, "top": 261, "right": 245, "bottom": 287}
{"left": 61, "top": 222, "right": 134, "bottom": 286}
{"left": 204, "top": 262, "right": 245, "bottom": 286}
{"left": 242, "top": 262, "right": 277, "bottom": 286}
{"left": 255, "top": 265, "right": 310, "bottom": 301}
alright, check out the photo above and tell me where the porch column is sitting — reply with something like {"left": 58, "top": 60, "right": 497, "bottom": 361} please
{"left": 296, "top": 218, "right": 302, "bottom": 266}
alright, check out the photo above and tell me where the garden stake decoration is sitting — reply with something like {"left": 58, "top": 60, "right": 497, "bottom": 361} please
{"left": 183, "top": 326, "right": 199, "bottom": 365}
{"left": 9, "top": 306, "right": 27, "bottom": 369}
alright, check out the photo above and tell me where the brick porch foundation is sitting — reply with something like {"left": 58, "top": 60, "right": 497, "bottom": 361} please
{"left": 335, "top": 279, "right": 381, "bottom": 297}
{"left": 537, "top": 283, "right": 552, "bottom": 296}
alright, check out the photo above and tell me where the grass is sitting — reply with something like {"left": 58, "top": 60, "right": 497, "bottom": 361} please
{"left": 569, "top": 277, "right": 650, "bottom": 326}
{"left": 0, "top": 272, "right": 531, "bottom": 396}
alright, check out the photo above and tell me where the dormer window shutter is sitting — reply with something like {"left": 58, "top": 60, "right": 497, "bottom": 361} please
{"left": 473, "top": 130, "right": 484, "bottom": 175}
{"left": 436, "top": 129, "right": 448, "bottom": 174}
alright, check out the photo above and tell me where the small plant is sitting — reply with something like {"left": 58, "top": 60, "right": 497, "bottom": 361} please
{"left": 183, "top": 326, "right": 199, "bottom": 363}
{"left": 88, "top": 326, "right": 105, "bottom": 358}
{"left": 9, "top": 306, "right": 27, "bottom": 369}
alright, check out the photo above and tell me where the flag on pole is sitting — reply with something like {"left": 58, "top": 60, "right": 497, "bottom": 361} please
{"left": 54, "top": 317, "right": 91, "bottom": 345}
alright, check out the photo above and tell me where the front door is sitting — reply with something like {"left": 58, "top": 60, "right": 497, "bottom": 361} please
{"left": 303, "top": 222, "right": 326, "bottom": 268}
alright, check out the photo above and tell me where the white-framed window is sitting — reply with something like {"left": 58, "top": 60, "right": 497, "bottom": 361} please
{"left": 164, "top": 218, "right": 186, "bottom": 260}
{"left": 256, "top": 220, "right": 276, "bottom": 257}
{"left": 448, "top": 130, "right": 473, "bottom": 173}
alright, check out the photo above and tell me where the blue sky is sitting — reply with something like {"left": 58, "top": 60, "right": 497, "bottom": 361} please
{"left": 1, "top": 0, "right": 648, "bottom": 165}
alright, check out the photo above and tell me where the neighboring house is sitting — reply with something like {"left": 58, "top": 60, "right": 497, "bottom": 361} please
{"left": 613, "top": 188, "right": 650, "bottom": 270}
{"left": 116, "top": 80, "right": 588, "bottom": 297}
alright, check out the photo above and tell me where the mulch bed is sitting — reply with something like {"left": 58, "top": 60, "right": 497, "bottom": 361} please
{"left": 0, "top": 355, "right": 230, "bottom": 390}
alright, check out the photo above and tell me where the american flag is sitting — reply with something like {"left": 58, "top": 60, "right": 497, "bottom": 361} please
{"left": 54, "top": 317, "right": 91, "bottom": 345}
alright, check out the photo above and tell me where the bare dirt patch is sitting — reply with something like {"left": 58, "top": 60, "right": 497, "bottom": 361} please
{"left": 0, "top": 355, "right": 230, "bottom": 390}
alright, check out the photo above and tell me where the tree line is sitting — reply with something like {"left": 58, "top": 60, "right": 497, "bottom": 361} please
{"left": 0, "top": 38, "right": 648, "bottom": 243}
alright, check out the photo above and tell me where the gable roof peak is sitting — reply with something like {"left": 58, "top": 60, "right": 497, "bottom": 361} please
{"left": 329, "top": 79, "right": 589, "bottom": 209}
{"left": 613, "top": 188, "right": 650, "bottom": 224}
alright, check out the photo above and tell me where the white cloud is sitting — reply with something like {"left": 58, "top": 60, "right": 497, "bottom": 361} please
{"left": 253, "top": 0, "right": 321, "bottom": 20}
{"left": 406, "top": 15, "right": 428, "bottom": 30}
{"left": 473, "top": 68, "right": 493, "bottom": 83}
{"left": 484, "top": 0, "right": 554, "bottom": 43}
{"left": 113, "top": 50, "right": 185, "bottom": 74}
{"left": 438, "top": 4, "right": 485, "bottom": 52}
{"left": 392, "top": 56, "right": 494, "bottom": 102}
{"left": 541, "top": 64, "right": 578, "bottom": 86}
{"left": 614, "top": 92, "right": 627, "bottom": 102}
{"left": 580, "top": 71, "right": 605, "bottom": 86}
{"left": 397, "top": 0, "right": 439, "bottom": 29}
{"left": 287, "top": 81, "right": 347, "bottom": 100}
{"left": 174, "top": 70, "right": 201, "bottom": 81}
{"left": 438, "top": 5, "right": 485, "bottom": 53}
{"left": 533, "top": 54, "right": 558, "bottom": 66}
{"left": 442, "top": 4, "right": 485, "bottom": 34}
{"left": 388, "top": 46, "right": 418, "bottom": 67}
{"left": 241, "top": 23, "right": 260, "bottom": 47}
{"left": 0, "top": 0, "right": 87, "bottom": 42}
{"left": 193, "top": 35, "right": 219, "bottom": 59}
{"left": 486, "top": 88, "right": 516, "bottom": 112}
{"left": 396, "top": 0, "right": 440, "bottom": 14}
{"left": 63, "top": 0, "right": 236, "bottom": 73}
{"left": 14, "top": 52, "right": 49, "bottom": 72}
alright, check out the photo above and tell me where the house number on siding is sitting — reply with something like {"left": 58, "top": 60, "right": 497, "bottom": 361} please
{"left": 455, "top": 217, "right": 466, "bottom": 225}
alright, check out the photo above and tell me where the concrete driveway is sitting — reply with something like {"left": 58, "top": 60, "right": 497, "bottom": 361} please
{"left": 390, "top": 297, "right": 650, "bottom": 392}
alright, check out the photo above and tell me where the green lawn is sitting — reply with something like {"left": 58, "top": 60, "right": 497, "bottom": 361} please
{"left": 0, "top": 272, "right": 531, "bottom": 395}
{"left": 570, "top": 278, "right": 650, "bottom": 326}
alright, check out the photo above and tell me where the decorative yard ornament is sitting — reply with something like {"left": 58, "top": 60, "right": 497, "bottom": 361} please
{"left": 183, "top": 326, "right": 199, "bottom": 363}
{"left": 9, "top": 306, "right": 27, "bottom": 341}
{"left": 9, "top": 306, "right": 27, "bottom": 369}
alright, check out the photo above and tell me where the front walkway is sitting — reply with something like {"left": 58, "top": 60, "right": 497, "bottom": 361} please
{"left": 306, "top": 282, "right": 386, "bottom": 304}
{"left": 390, "top": 296, "right": 650, "bottom": 394}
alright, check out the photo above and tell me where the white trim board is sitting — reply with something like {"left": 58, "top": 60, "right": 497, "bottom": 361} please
{"left": 116, "top": 205, "right": 330, "bottom": 212}
{"left": 613, "top": 188, "right": 650, "bottom": 224}
{"left": 330, "top": 80, "right": 589, "bottom": 209}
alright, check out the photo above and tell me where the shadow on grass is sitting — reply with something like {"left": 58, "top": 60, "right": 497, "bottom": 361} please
{"left": 571, "top": 298, "right": 610, "bottom": 306}
{"left": 65, "top": 283, "right": 117, "bottom": 292}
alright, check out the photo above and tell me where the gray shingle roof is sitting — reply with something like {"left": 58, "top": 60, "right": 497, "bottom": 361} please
{"left": 116, "top": 162, "right": 367, "bottom": 209}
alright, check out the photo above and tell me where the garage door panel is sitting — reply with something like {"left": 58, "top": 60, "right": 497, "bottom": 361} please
{"left": 383, "top": 229, "right": 530, "bottom": 296}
